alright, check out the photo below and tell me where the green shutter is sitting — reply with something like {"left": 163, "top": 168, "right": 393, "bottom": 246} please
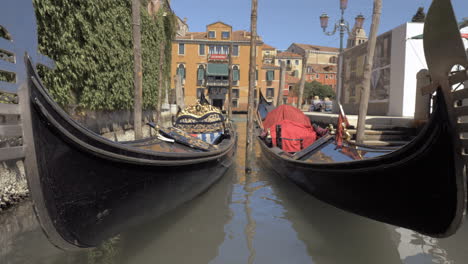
{"left": 267, "top": 70, "right": 274, "bottom": 81}
{"left": 178, "top": 67, "right": 185, "bottom": 78}
{"left": 233, "top": 69, "right": 239, "bottom": 81}
{"left": 197, "top": 68, "right": 204, "bottom": 80}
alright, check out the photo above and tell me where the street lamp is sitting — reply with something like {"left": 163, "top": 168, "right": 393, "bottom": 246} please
{"left": 320, "top": 0, "right": 365, "bottom": 110}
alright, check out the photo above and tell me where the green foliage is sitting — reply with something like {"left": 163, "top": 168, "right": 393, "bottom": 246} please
{"left": 32, "top": 0, "right": 175, "bottom": 110}
{"left": 293, "top": 81, "right": 336, "bottom": 101}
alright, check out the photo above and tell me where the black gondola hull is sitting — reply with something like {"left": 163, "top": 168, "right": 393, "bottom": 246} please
{"left": 258, "top": 89, "right": 464, "bottom": 237}
{"left": 24, "top": 60, "right": 237, "bottom": 249}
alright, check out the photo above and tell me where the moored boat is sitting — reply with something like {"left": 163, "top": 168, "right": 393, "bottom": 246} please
{"left": 0, "top": 0, "right": 236, "bottom": 249}
{"left": 257, "top": 0, "right": 468, "bottom": 238}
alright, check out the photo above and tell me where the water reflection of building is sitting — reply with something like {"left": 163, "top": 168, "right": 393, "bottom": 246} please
{"left": 341, "top": 22, "right": 426, "bottom": 117}
{"left": 171, "top": 21, "right": 268, "bottom": 111}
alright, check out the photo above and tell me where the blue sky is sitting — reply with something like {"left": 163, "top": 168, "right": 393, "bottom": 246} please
{"left": 170, "top": 0, "right": 468, "bottom": 50}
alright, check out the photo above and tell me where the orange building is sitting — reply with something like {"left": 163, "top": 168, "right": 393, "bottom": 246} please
{"left": 305, "top": 64, "right": 337, "bottom": 91}
{"left": 172, "top": 21, "right": 280, "bottom": 112}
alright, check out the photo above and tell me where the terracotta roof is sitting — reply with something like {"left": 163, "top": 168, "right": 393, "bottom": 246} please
{"left": 292, "top": 43, "right": 339, "bottom": 53}
{"left": 262, "top": 43, "right": 276, "bottom": 50}
{"left": 176, "top": 30, "right": 262, "bottom": 43}
{"left": 177, "top": 32, "right": 207, "bottom": 40}
{"left": 261, "top": 64, "right": 280, "bottom": 69}
{"left": 307, "top": 64, "right": 337, "bottom": 73}
{"left": 286, "top": 74, "right": 300, "bottom": 84}
{"left": 277, "top": 51, "right": 302, "bottom": 58}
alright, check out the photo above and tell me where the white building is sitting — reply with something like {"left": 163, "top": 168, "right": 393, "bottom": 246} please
{"left": 341, "top": 22, "right": 427, "bottom": 117}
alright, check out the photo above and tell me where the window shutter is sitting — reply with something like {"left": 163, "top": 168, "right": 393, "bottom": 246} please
{"left": 233, "top": 69, "right": 240, "bottom": 81}
{"left": 267, "top": 70, "right": 274, "bottom": 81}
{"left": 197, "top": 68, "right": 204, "bottom": 80}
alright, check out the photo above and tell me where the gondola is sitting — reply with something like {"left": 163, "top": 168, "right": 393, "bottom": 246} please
{"left": 257, "top": 0, "right": 468, "bottom": 238}
{"left": 0, "top": 0, "right": 236, "bottom": 249}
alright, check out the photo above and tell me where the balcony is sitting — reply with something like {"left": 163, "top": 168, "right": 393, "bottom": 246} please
{"left": 206, "top": 79, "right": 229, "bottom": 87}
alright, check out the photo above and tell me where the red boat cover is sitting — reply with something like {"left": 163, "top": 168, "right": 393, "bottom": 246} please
{"left": 263, "top": 105, "right": 312, "bottom": 129}
{"left": 263, "top": 105, "right": 317, "bottom": 152}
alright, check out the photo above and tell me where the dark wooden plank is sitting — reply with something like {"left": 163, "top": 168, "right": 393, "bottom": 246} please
{"left": 0, "top": 146, "right": 25, "bottom": 161}
{"left": 454, "top": 106, "right": 468, "bottom": 117}
{"left": 0, "top": 124, "right": 22, "bottom": 137}
{"left": 452, "top": 88, "right": 468, "bottom": 101}
{"left": 0, "top": 103, "right": 20, "bottom": 115}
{"left": 0, "top": 81, "right": 18, "bottom": 94}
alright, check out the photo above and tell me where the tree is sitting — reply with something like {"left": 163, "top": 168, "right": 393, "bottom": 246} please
{"left": 412, "top": 7, "right": 426, "bottom": 23}
{"left": 293, "top": 81, "right": 336, "bottom": 103}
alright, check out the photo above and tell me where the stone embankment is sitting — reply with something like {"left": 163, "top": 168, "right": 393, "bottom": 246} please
{"left": 0, "top": 160, "right": 28, "bottom": 212}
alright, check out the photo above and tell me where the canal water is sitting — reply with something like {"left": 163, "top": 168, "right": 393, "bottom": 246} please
{"left": 1, "top": 115, "right": 468, "bottom": 264}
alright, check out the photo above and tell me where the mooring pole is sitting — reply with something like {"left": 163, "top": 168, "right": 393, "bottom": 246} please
{"left": 356, "top": 0, "right": 382, "bottom": 144}
{"left": 277, "top": 61, "right": 286, "bottom": 106}
{"left": 245, "top": 0, "right": 258, "bottom": 173}
{"left": 228, "top": 42, "right": 234, "bottom": 119}
{"left": 297, "top": 54, "right": 307, "bottom": 110}
{"left": 132, "top": 0, "right": 143, "bottom": 139}
{"left": 156, "top": 43, "right": 165, "bottom": 124}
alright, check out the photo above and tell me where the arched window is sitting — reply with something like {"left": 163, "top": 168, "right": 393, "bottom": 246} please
{"left": 232, "top": 65, "right": 240, "bottom": 86}
{"left": 197, "top": 65, "right": 205, "bottom": 86}
{"left": 177, "top": 64, "right": 186, "bottom": 79}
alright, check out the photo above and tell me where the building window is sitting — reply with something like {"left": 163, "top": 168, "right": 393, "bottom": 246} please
{"left": 196, "top": 88, "right": 205, "bottom": 99}
{"left": 233, "top": 45, "right": 239, "bottom": 56}
{"left": 178, "top": 43, "right": 185, "bottom": 55}
{"left": 295, "top": 60, "right": 299, "bottom": 65}
{"left": 329, "top": 56, "right": 337, "bottom": 63}
{"left": 307, "top": 66, "right": 312, "bottom": 74}
{"left": 222, "top": 31, "right": 230, "bottom": 39}
{"left": 232, "top": 66, "right": 240, "bottom": 86}
{"left": 232, "top": 99, "right": 239, "bottom": 108}
{"left": 287, "top": 60, "right": 291, "bottom": 65}
{"left": 199, "top": 44, "right": 205, "bottom": 55}
{"left": 325, "top": 74, "right": 329, "bottom": 79}
{"left": 266, "top": 88, "right": 274, "bottom": 99}
{"left": 266, "top": 70, "right": 274, "bottom": 81}
{"left": 232, "top": 88, "right": 240, "bottom": 99}
{"left": 316, "top": 74, "right": 319, "bottom": 78}
{"left": 330, "top": 75, "right": 334, "bottom": 79}
{"left": 208, "top": 31, "right": 216, "bottom": 38}
{"left": 177, "top": 64, "right": 186, "bottom": 79}
{"left": 197, "top": 65, "right": 205, "bottom": 86}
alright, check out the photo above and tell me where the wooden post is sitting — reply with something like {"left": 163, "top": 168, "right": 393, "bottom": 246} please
{"left": 175, "top": 74, "right": 185, "bottom": 110}
{"left": 297, "top": 54, "right": 308, "bottom": 110}
{"left": 132, "top": 0, "right": 143, "bottom": 139}
{"left": 414, "top": 69, "right": 432, "bottom": 125}
{"left": 155, "top": 43, "right": 165, "bottom": 124}
{"left": 228, "top": 42, "right": 233, "bottom": 119}
{"left": 356, "top": 0, "right": 382, "bottom": 144}
{"left": 245, "top": 0, "right": 258, "bottom": 173}
{"left": 277, "top": 61, "right": 286, "bottom": 106}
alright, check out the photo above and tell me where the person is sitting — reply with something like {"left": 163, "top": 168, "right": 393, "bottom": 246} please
{"left": 323, "top": 97, "right": 333, "bottom": 112}
{"left": 312, "top": 96, "right": 323, "bottom": 112}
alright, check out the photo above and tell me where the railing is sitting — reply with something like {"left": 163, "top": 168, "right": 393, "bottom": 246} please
{"left": 206, "top": 80, "right": 229, "bottom": 86}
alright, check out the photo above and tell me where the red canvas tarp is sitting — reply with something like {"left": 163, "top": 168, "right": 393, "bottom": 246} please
{"left": 263, "top": 105, "right": 317, "bottom": 152}
{"left": 263, "top": 105, "right": 312, "bottom": 129}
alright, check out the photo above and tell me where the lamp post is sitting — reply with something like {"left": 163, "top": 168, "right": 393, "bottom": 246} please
{"left": 320, "top": 0, "right": 365, "bottom": 111}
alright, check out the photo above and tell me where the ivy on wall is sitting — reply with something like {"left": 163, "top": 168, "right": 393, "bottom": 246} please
{"left": 32, "top": 0, "right": 175, "bottom": 111}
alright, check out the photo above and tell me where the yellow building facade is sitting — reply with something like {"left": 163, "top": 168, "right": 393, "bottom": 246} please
{"left": 172, "top": 22, "right": 277, "bottom": 112}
